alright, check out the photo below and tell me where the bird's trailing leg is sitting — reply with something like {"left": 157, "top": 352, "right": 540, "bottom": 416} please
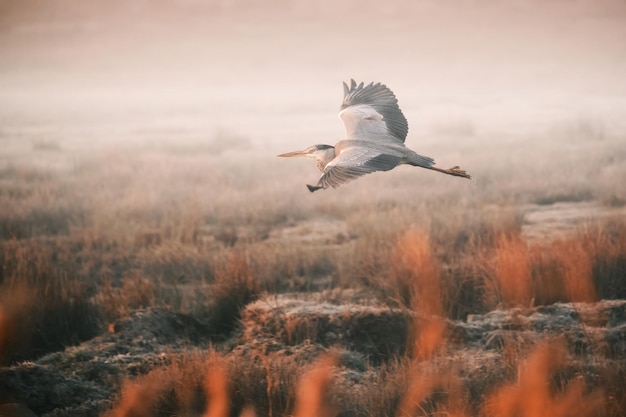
{"left": 428, "top": 165, "right": 471, "bottom": 179}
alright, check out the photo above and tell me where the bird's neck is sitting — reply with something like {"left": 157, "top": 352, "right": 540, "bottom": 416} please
{"left": 315, "top": 146, "right": 335, "bottom": 172}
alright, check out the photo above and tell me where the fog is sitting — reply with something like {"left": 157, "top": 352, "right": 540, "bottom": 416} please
{"left": 1, "top": 0, "right": 625, "bottom": 154}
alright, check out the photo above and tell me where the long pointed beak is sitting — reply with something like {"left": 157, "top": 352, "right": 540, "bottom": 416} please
{"left": 277, "top": 150, "right": 309, "bottom": 158}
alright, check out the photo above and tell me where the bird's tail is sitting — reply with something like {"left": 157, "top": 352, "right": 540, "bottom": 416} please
{"left": 408, "top": 152, "right": 435, "bottom": 168}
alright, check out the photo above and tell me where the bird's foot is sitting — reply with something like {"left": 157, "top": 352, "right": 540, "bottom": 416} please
{"left": 446, "top": 166, "right": 471, "bottom": 179}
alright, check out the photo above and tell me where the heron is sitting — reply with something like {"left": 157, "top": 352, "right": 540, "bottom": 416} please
{"left": 278, "top": 79, "right": 471, "bottom": 192}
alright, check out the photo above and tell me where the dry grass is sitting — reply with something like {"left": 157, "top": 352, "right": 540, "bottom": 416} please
{"left": 471, "top": 225, "right": 626, "bottom": 309}
{"left": 0, "top": 240, "right": 101, "bottom": 362}
{"left": 480, "top": 234, "right": 533, "bottom": 308}
{"left": 392, "top": 227, "right": 442, "bottom": 315}
{"left": 293, "top": 353, "right": 338, "bottom": 417}
{"left": 105, "top": 351, "right": 229, "bottom": 417}
{"left": 99, "top": 342, "right": 620, "bottom": 417}
{"left": 483, "top": 341, "right": 605, "bottom": 417}
{"left": 0, "top": 135, "right": 625, "bottom": 416}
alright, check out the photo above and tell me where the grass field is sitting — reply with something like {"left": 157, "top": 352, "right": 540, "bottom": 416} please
{"left": 1, "top": 125, "right": 625, "bottom": 416}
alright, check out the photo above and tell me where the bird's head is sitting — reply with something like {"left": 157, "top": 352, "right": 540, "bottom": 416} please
{"left": 277, "top": 144, "right": 334, "bottom": 160}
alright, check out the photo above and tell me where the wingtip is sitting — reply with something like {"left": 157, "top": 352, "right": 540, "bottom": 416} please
{"left": 345, "top": 79, "right": 367, "bottom": 93}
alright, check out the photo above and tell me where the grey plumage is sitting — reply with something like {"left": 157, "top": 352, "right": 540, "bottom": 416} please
{"left": 278, "top": 79, "right": 471, "bottom": 192}
{"left": 341, "top": 80, "right": 409, "bottom": 142}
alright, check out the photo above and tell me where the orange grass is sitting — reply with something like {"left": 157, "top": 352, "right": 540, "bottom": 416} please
{"left": 106, "top": 352, "right": 230, "bottom": 417}
{"left": 0, "top": 284, "right": 32, "bottom": 363}
{"left": 203, "top": 358, "right": 230, "bottom": 417}
{"left": 107, "top": 377, "right": 165, "bottom": 417}
{"left": 397, "top": 372, "right": 469, "bottom": 417}
{"left": 293, "top": 353, "right": 338, "bottom": 417}
{"left": 485, "top": 234, "right": 533, "bottom": 308}
{"left": 393, "top": 227, "right": 442, "bottom": 316}
{"left": 483, "top": 341, "right": 605, "bottom": 417}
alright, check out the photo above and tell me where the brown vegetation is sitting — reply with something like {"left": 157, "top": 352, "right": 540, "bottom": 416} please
{"left": 483, "top": 341, "right": 605, "bottom": 417}
{"left": 1, "top": 123, "right": 625, "bottom": 416}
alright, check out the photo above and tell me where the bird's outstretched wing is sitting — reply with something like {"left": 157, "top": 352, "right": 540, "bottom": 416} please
{"left": 339, "top": 79, "right": 409, "bottom": 143}
{"left": 308, "top": 141, "right": 403, "bottom": 191}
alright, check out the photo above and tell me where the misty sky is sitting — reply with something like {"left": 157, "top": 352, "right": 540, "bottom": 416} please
{"left": 1, "top": 0, "right": 625, "bottom": 149}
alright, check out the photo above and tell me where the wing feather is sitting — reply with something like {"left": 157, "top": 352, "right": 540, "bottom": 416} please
{"left": 315, "top": 142, "right": 402, "bottom": 189}
{"left": 339, "top": 79, "right": 409, "bottom": 142}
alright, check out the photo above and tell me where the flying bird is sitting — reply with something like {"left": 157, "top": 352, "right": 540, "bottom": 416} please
{"left": 278, "top": 79, "right": 471, "bottom": 192}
